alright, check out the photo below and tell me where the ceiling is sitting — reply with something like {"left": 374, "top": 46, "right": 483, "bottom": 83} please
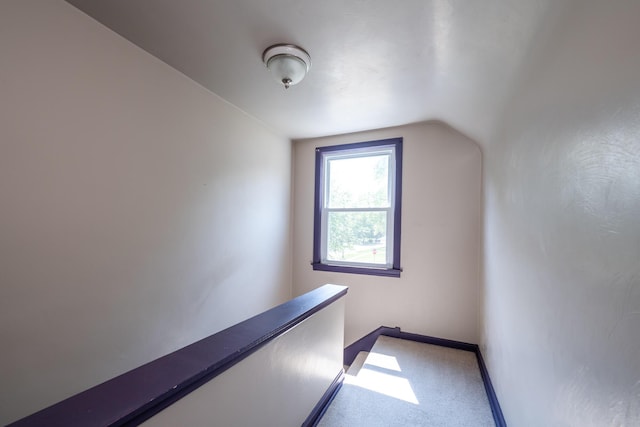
{"left": 65, "top": 0, "right": 562, "bottom": 143}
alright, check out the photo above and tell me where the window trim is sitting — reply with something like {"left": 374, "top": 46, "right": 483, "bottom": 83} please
{"left": 312, "top": 137, "right": 403, "bottom": 277}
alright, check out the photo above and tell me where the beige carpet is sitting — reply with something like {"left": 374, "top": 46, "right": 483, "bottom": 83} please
{"left": 318, "top": 336, "right": 494, "bottom": 427}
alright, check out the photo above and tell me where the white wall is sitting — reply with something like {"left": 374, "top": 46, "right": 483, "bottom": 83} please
{"left": 482, "top": 0, "right": 640, "bottom": 425}
{"left": 144, "top": 297, "right": 345, "bottom": 427}
{"left": 293, "top": 122, "right": 482, "bottom": 347}
{"left": 0, "top": 1, "right": 292, "bottom": 424}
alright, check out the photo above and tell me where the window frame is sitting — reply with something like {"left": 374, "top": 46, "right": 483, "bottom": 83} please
{"left": 312, "top": 137, "right": 403, "bottom": 277}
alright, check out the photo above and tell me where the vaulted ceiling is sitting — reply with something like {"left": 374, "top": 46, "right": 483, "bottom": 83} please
{"left": 66, "top": 0, "right": 564, "bottom": 144}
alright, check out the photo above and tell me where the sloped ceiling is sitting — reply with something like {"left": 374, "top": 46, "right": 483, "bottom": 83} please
{"left": 65, "top": 0, "right": 563, "bottom": 143}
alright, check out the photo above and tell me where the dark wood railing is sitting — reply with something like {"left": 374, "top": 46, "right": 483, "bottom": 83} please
{"left": 9, "top": 284, "right": 348, "bottom": 427}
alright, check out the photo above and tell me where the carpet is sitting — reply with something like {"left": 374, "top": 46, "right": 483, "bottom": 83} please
{"left": 318, "top": 336, "right": 494, "bottom": 426}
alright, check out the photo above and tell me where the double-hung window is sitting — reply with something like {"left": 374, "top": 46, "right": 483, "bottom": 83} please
{"left": 312, "top": 137, "right": 402, "bottom": 277}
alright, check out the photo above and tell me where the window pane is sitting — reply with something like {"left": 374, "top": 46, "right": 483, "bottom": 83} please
{"left": 327, "top": 154, "right": 389, "bottom": 208}
{"left": 326, "top": 211, "right": 388, "bottom": 265}
{"left": 313, "top": 137, "right": 402, "bottom": 277}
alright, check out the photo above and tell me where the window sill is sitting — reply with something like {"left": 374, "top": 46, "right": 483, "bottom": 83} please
{"left": 312, "top": 262, "right": 401, "bottom": 278}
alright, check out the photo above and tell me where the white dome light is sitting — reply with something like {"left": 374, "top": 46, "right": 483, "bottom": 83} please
{"left": 263, "top": 44, "right": 311, "bottom": 89}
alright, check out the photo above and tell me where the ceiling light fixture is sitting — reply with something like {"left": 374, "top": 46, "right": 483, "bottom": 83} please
{"left": 262, "top": 44, "right": 311, "bottom": 89}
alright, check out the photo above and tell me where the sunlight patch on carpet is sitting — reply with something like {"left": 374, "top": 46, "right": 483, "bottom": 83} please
{"left": 345, "top": 353, "right": 419, "bottom": 404}
{"left": 364, "top": 351, "right": 402, "bottom": 372}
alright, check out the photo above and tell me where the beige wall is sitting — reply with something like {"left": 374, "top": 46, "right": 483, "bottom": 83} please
{"left": 0, "top": 1, "right": 292, "bottom": 424}
{"left": 482, "top": 0, "right": 640, "bottom": 425}
{"left": 293, "top": 122, "right": 482, "bottom": 347}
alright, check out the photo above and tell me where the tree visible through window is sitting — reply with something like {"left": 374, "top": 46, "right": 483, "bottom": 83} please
{"left": 312, "top": 138, "right": 402, "bottom": 277}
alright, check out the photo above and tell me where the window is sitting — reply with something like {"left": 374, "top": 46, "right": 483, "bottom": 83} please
{"left": 312, "top": 137, "right": 402, "bottom": 277}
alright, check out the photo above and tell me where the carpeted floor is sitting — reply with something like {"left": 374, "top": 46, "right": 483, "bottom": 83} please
{"left": 318, "top": 336, "right": 494, "bottom": 427}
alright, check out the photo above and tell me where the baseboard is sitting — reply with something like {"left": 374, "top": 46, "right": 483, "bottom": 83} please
{"left": 475, "top": 348, "right": 507, "bottom": 427}
{"left": 302, "top": 370, "right": 344, "bottom": 427}
{"left": 344, "top": 326, "right": 506, "bottom": 427}
{"left": 343, "top": 326, "right": 477, "bottom": 365}
{"left": 343, "top": 326, "right": 391, "bottom": 366}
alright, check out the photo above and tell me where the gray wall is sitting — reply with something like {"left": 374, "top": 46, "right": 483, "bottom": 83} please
{"left": 0, "top": 1, "right": 292, "bottom": 424}
{"left": 293, "top": 122, "right": 482, "bottom": 347}
{"left": 482, "top": 0, "right": 640, "bottom": 425}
